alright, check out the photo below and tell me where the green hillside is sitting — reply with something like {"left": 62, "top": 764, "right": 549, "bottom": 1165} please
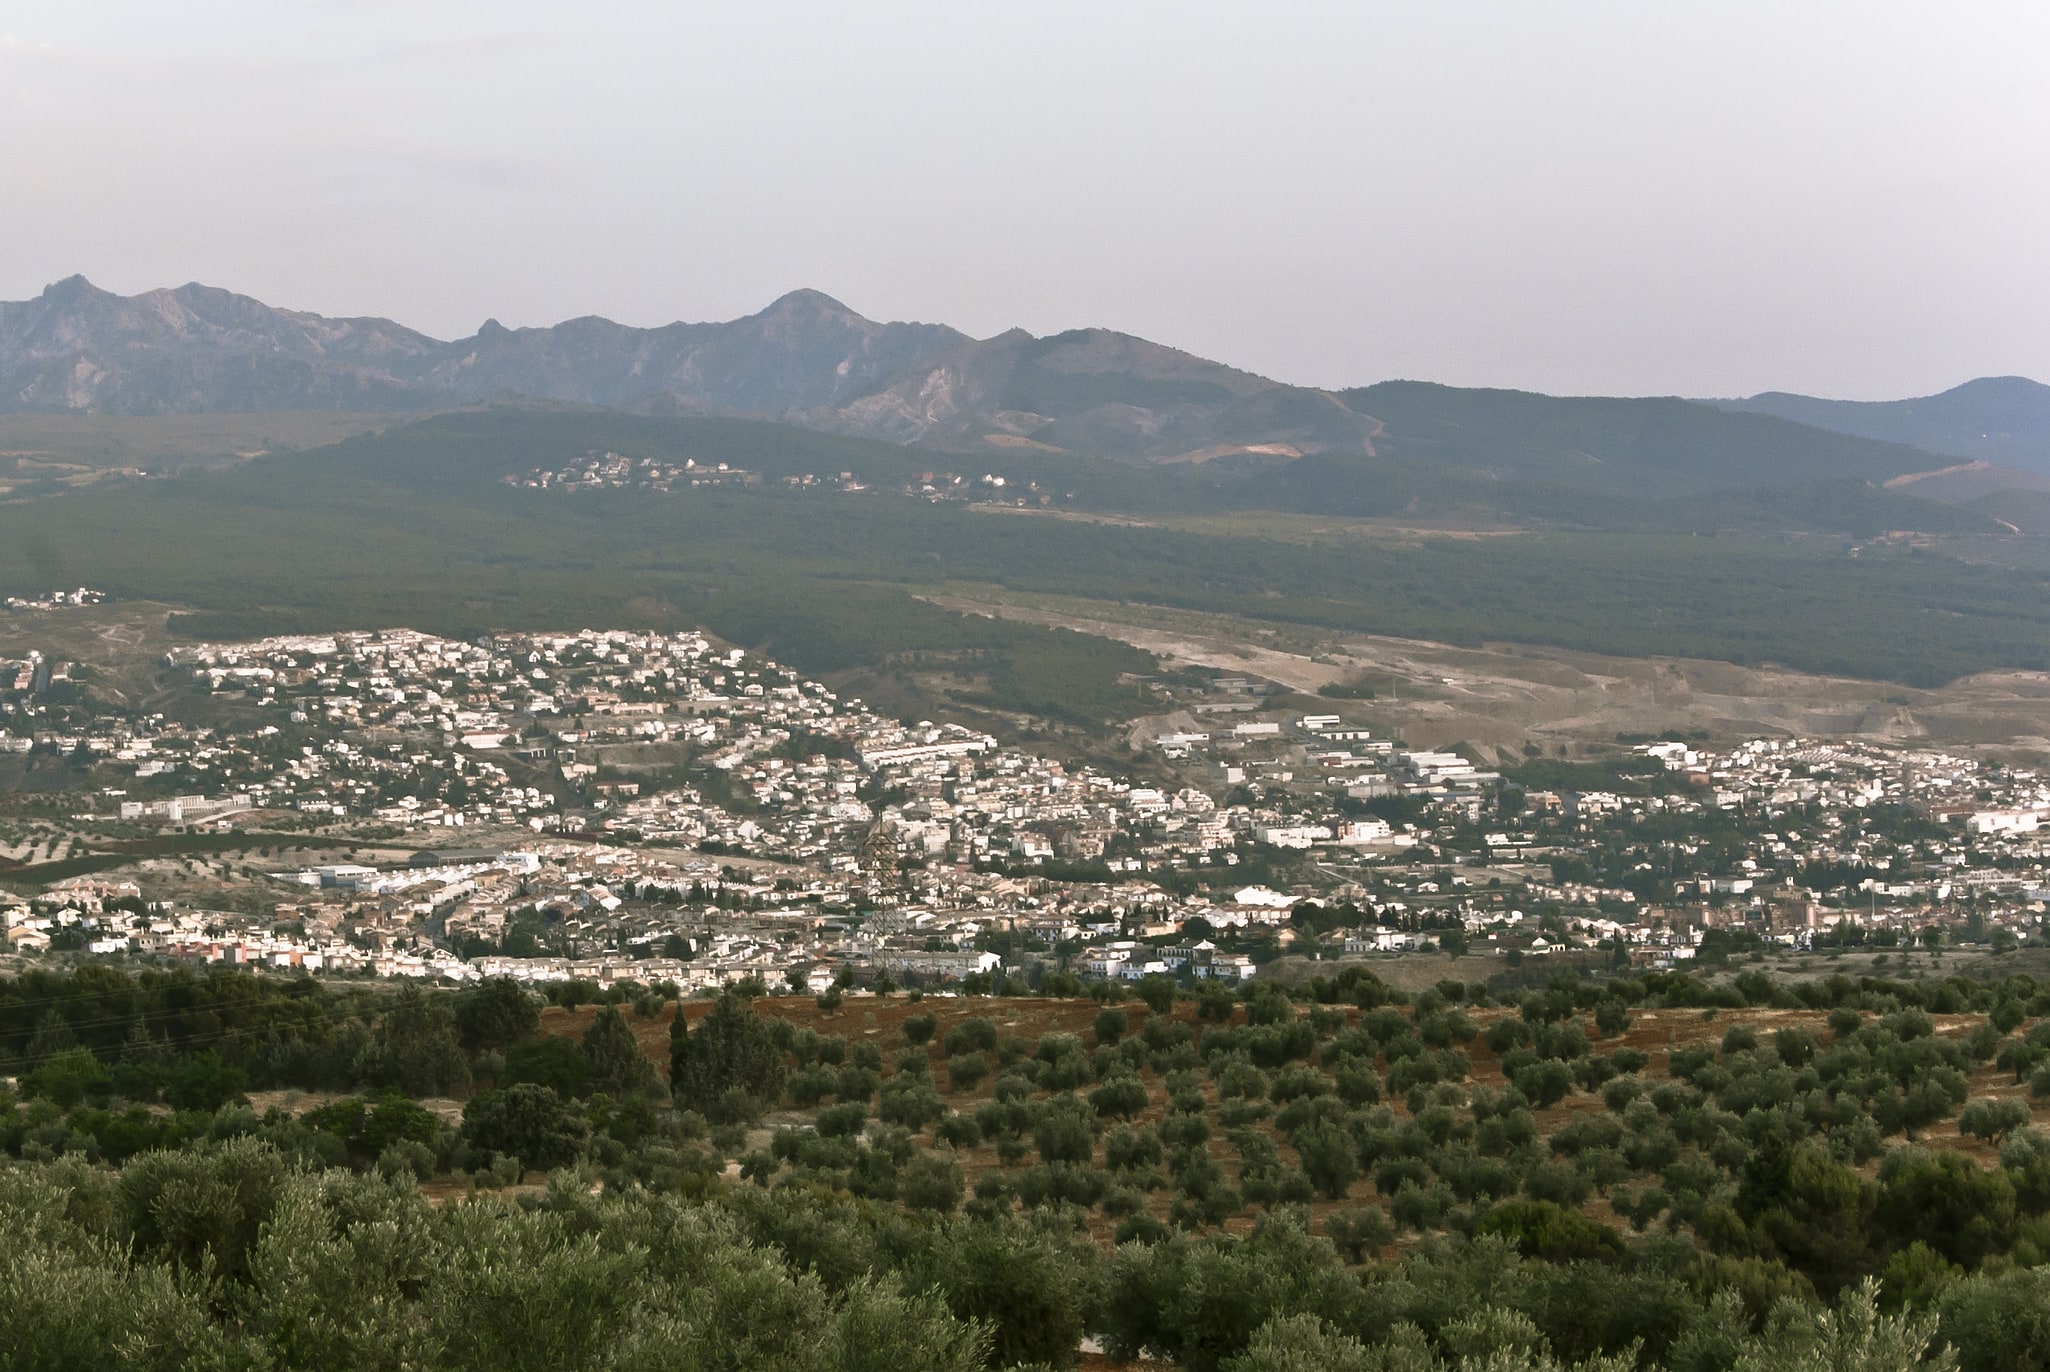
{"left": 1337, "top": 382, "right": 1938, "bottom": 498}
{"left": 1719, "top": 377, "right": 2050, "bottom": 476}
{"left": 0, "top": 409, "right": 2046, "bottom": 692}
{"left": 1236, "top": 454, "right": 1996, "bottom": 537}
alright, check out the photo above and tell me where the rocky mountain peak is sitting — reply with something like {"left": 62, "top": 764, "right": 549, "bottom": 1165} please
{"left": 38, "top": 273, "right": 110, "bottom": 303}
{"left": 0, "top": 275, "right": 1375, "bottom": 458}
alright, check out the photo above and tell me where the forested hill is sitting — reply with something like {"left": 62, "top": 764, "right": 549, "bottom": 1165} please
{"left": 1333, "top": 382, "right": 1942, "bottom": 499}
{"left": 1715, "top": 377, "right": 2050, "bottom": 477}
{"left": 1, "top": 407, "right": 2047, "bottom": 691}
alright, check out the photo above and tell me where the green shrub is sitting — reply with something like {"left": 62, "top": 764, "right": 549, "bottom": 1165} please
{"left": 946, "top": 1053, "right": 990, "bottom": 1092}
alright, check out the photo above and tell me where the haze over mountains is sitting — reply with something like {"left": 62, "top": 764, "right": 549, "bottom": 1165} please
{"left": 4, "top": 274, "right": 2048, "bottom": 503}
{"left": 1716, "top": 376, "right": 2050, "bottom": 476}
{"left": 0, "top": 276, "right": 1375, "bottom": 463}
{"left": 8, "top": 277, "right": 2050, "bottom": 702}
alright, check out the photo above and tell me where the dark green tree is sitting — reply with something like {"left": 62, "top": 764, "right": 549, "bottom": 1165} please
{"left": 117, "top": 1137, "right": 290, "bottom": 1285}
{"left": 1594, "top": 999, "right": 1631, "bottom": 1037}
{"left": 1937, "top": 1267, "right": 2050, "bottom": 1372}
{"left": 164, "top": 1050, "right": 249, "bottom": 1112}
{"left": 669, "top": 992, "right": 786, "bottom": 1123}
{"left": 22, "top": 1047, "right": 112, "bottom": 1109}
{"left": 1959, "top": 1098, "right": 2031, "bottom": 1146}
{"left": 931, "top": 1219, "right": 1097, "bottom": 1369}
{"left": 1511, "top": 1059, "right": 1574, "bottom": 1109}
{"left": 1136, "top": 976, "right": 1179, "bottom": 1016}
{"left": 454, "top": 977, "right": 541, "bottom": 1053}
{"left": 358, "top": 984, "right": 470, "bottom": 1097}
{"left": 461, "top": 1083, "right": 590, "bottom": 1172}
{"left": 1876, "top": 1148, "right": 2016, "bottom": 1271}
{"left": 1323, "top": 1206, "right": 1394, "bottom": 1262}
{"left": 1196, "top": 982, "right": 1238, "bottom": 1024}
{"left": 1294, "top": 1121, "right": 1360, "bottom": 1201}
{"left": 581, "top": 1005, "right": 660, "bottom": 1099}
{"left": 1740, "top": 1139, "right": 1874, "bottom": 1296}
{"left": 1033, "top": 1096, "right": 1098, "bottom": 1165}
{"left": 359, "top": 1092, "right": 442, "bottom": 1155}
{"left": 2001, "top": 1127, "right": 2050, "bottom": 1214}
{"left": 501, "top": 1035, "right": 589, "bottom": 1097}
{"left": 901, "top": 1151, "right": 966, "bottom": 1214}
{"left": 1089, "top": 1076, "right": 1149, "bottom": 1121}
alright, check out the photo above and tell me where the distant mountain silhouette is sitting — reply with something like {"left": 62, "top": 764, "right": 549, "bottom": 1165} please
{"left": 0, "top": 277, "right": 1372, "bottom": 460}
{"left": 6, "top": 276, "right": 2038, "bottom": 477}
{"left": 0, "top": 275, "right": 441, "bottom": 414}
{"left": 1715, "top": 376, "right": 2050, "bottom": 476}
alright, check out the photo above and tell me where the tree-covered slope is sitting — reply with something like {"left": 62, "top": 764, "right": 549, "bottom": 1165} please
{"left": 1717, "top": 377, "right": 2050, "bottom": 477}
{"left": 0, "top": 410, "right": 2043, "bottom": 688}
{"left": 1335, "top": 382, "right": 1940, "bottom": 499}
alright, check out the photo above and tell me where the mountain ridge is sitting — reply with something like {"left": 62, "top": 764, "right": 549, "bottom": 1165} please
{"left": 0, "top": 276, "right": 1377, "bottom": 460}
{"left": 4, "top": 275, "right": 2043, "bottom": 477}
{"left": 1714, "top": 376, "right": 2050, "bottom": 476}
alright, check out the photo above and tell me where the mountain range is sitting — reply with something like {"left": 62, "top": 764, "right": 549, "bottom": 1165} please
{"left": 8, "top": 279, "right": 2050, "bottom": 697}
{"left": 4, "top": 275, "right": 2046, "bottom": 482}
{"left": 0, "top": 276, "right": 1374, "bottom": 462}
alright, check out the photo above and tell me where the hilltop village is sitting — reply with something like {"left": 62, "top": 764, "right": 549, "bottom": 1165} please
{"left": 6, "top": 618, "right": 2050, "bottom": 992}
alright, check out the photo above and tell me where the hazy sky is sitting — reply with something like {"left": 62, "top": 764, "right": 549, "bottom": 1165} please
{"left": 3, "top": 2, "right": 2046, "bottom": 398}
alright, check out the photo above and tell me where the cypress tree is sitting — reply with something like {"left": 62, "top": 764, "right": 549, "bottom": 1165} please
{"left": 582, "top": 1004, "right": 659, "bottom": 1098}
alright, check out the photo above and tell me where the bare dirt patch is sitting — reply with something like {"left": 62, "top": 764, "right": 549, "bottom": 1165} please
{"left": 923, "top": 588, "right": 2050, "bottom": 758}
